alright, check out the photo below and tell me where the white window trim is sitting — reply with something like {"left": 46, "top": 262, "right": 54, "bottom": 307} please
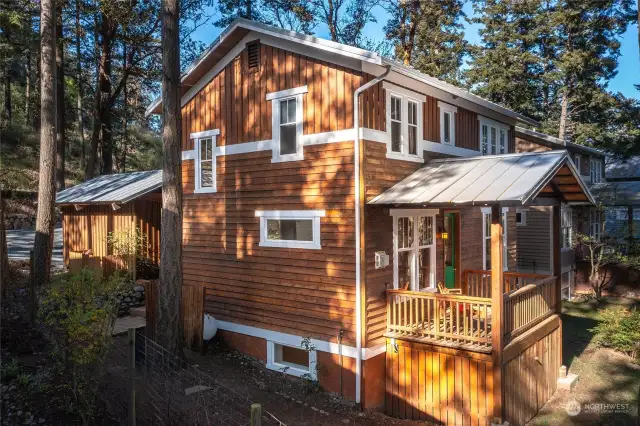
{"left": 266, "top": 340, "right": 317, "bottom": 380}
{"left": 390, "top": 208, "right": 438, "bottom": 291}
{"left": 255, "top": 210, "right": 325, "bottom": 250}
{"left": 481, "top": 207, "right": 509, "bottom": 271}
{"left": 438, "top": 101, "right": 457, "bottom": 146}
{"left": 590, "top": 158, "right": 602, "bottom": 183}
{"left": 193, "top": 131, "right": 220, "bottom": 194}
{"left": 516, "top": 208, "right": 527, "bottom": 227}
{"left": 383, "top": 82, "right": 425, "bottom": 163}
{"left": 478, "top": 116, "right": 510, "bottom": 156}
{"left": 561, "top": 206, "right": 573, "bottom": 251}
{"left": 574, "top": 154, "right": 581, "bottom": 172}
{"left": 590, "top": 208, "right": 602, "bottom": 241}
{"left": 268, "top": 86, "right": 306, "bottom": 163}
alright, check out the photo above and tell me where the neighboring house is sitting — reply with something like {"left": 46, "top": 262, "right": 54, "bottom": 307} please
{"left": 146, "top": 19, "right": 595, "bottom": 425}
{"left": 514, "top": 127, "right": 606, "bottom": 298}
{"left": 56, "top": 170, "right": 162, "bottom": 279}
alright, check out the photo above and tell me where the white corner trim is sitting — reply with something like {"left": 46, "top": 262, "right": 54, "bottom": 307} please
{"left": 215, "top": 320, "right": 386, "bottom": 360}
{"left": 382, "top": 81, "right": 427, "bottom": 102}
{"left": 255, "top": 210, "right": 326, "bottom": 218}
{"left": 266, "top": 85, "right": 308, "bottom": 101}
{"left": 437, "top": 101, "right": 458, "bottom": 113}
{"left": 421, "top": 140, "right": 479, "bottom": 157}
{"left": 182, "top": 150, "right": 196, "bottom": 161}
{"left": 190, "top": 129, "right": 221, "bottom": 139}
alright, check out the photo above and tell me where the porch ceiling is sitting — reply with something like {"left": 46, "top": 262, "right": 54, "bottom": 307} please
{"left": 368, "top": 150, "right": 595, "bottom": 207}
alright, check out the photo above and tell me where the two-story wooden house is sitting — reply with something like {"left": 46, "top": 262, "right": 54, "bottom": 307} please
{"left": 146, "top": 19, "right": 595, "bottom": 425}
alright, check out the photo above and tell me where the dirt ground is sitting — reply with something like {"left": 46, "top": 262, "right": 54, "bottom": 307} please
{"left": 186, "top": 340, "right": 424, "bottom": 426}
{"left": 528, "top": 297, "right": 640, "bottom": 426}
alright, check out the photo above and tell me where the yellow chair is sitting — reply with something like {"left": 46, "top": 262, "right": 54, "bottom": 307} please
{"left": 437, "top": 281, "right": 462, "bottom": 295}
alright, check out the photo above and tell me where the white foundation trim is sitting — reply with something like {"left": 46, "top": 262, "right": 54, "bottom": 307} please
{"left": 216, "top": 320, "right": 386, "bottom": 360}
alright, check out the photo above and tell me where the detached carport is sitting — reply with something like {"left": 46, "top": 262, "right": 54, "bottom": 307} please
{"left": 369, "top": 151, "right": 595, "bottom": 425}
{"left": 56, "top": 170, "right": 162, "bottom": 278}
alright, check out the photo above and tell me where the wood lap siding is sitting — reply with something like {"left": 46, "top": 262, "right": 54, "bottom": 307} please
{"left": 181, "top": 44, "right": 367, "bottom": 151}
{"left": 183, "top": 143, "right": 358, "bottom": 345}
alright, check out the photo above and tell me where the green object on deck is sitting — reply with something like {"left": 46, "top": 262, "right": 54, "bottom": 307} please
{"left": 444, "top": 213, "right": 456, "bottom": 289}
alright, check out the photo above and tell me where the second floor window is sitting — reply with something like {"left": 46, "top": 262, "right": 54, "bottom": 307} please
{"left": 390, "top": 95, "right": 402, "bottom": 152}
{"left": 479, "top": 117, "right": 509, "bottom": 156}
{"left": 383, "top": 82, "right": 425, "bottom": 162}
{"left": 266, "top": 85, "right": 307, "bottom": 162}
{"left": 574, "top": 154, "right": 581, "bottom": 173}
{"left": 408, "top": 101, "right": 418, "bottom": 155}
{"left": 191, "top": 129, "right": 220, "bottom": 194}
{"left": 439, "top": 102, "right": 457, "bottom": 146}
{"left": 590, "top": 158, "right": 603, "bottom": 183}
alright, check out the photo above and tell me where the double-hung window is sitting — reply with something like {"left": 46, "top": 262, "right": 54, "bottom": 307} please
{"left": 256, "top": 210, "right": 324, "bottom": 250}
{"left": 589, "top": 208, "right": 602, "bottom": 241}
{"left": 561, "top": 207, "right": 572, "bottom": 249}
{"left": 590, "top": 158, "right": 603, "bottom": 183}
{"left": 574, "top": 154, "right": 581, "bottom": 173}
{"left": 391, "top": 209, "right": 437, "bottom": 291}
{"left": 438, "top": 101, "right": 457, "bottom": 146}
{"left": 191, "top": 129, "right": 220, "bottom": 193}
{"left": 479, "top": 117, "right": 509, "bottom": 156}
{"left": 481, "top": 207, "right": 508, "bottom": 271}
{"left": 383, "top": 82, "right": 425, "bottom": 162}
{"left": 266, "top": 86, "right": 307, "bottom": 162}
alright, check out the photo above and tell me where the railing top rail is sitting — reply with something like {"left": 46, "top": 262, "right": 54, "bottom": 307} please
{"left": 504, "top": 275, "right": 557, "bottom": 300}
{"left": 464, "top": 269, "right": 551, "bottom": 279}
{"left": 386, "top": 289, "right": 492, "bottom": 303}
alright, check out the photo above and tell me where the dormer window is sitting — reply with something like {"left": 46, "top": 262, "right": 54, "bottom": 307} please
{"left": 438, "top": 102, "right": 457, "bottom": 146}
{"left": 478, "top": 116, "right": 509, "bottom": 155}
{"left": 267, "top": 86, "right": 307, "bottom": 162}
{"left": 383, "top": 82, "right": 425, "bottom": 163}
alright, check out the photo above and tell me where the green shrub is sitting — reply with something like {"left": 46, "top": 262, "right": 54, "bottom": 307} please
{"left": 39, "top": 269, "right": 128, "bottom": 424}
{"left": 590, "top": 308, "right": 640, "bottom": 360}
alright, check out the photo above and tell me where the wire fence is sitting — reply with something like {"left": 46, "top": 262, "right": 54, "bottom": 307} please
{"left": 99, "top": 328, "right": 286, "bottom": 426}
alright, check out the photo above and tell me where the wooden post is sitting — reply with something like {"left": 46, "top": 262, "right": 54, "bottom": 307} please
{"left": 128, "top": 328, "right": 136, "bottom": 426}
{"left": 552, "top": 206, "right": 562, "bottom": 314}
{"left": 29, "top": 250, "right": 36, "bottom": 324}
{"left": 490, "top": 204, "right": 504, "bottom": 423}
{"left": 250, "top": 403, "right": 262, "bottom": 426}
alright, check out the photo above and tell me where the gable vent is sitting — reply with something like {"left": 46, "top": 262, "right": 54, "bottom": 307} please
{"left": 247, "top": 42, "right": 260, "bottom": 71}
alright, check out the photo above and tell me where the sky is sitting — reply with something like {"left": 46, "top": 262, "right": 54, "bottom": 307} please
{"left": 191, "top": 2, "right": 639, "bottom": 99}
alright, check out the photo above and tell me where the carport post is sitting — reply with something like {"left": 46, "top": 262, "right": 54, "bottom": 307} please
{"left": 490, "top": 204, "right": 504, "bottom": 423}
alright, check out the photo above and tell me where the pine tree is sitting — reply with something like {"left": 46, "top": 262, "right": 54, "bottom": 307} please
{"left": 215, "top": 0, "right": 315, "bottom": 34}
{"left": 385, "top": 0, "right": 467, "bottom": 84}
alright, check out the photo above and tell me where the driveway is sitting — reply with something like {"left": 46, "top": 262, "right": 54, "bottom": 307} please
{"left": 6, "top": 225, "right": 63, "bottom": 265}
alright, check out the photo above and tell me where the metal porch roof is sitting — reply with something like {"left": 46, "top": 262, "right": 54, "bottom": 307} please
{"left": 56, "top": 170, "right": 162, "bottom": 205}
{"left": 368, "top": 151, "right": 595, "bottom": 207}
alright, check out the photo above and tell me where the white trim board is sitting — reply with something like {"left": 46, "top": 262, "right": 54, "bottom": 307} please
{"left": 216, "top": 320, "right": 386, "bottom": 360}
{"left": 266, "top": 85, "right": 308, "bottom": 101}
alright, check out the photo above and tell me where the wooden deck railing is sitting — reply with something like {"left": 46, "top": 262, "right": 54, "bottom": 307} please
{"left": 464, "top": 270, "right": 551, "bottom": 297}
{"left": 386, "top": 290, "right": 492, "bottom": 350}
{"left": 503, "top": 276, "right": 557, "bottom": 342}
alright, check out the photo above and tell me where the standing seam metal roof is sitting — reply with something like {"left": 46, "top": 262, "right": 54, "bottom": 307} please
{"left": 56, "top": 170, "right": 162, "bottom": 205}
{"left": 368, "top": 151, "right": 595, "bottom": 206}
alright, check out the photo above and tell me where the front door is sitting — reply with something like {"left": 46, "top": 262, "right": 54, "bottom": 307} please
{"left": 444, "top": 213, "right": 457, "bottom": 288}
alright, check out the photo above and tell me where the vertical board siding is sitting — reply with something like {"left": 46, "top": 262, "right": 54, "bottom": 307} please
{"left": 181, "top": 44, "right": 365, "bottom": 151}
{"left": 516, "top": 136, "right": 552, "bottom": 153}
{"left": 503, "top": 325, "right": 561, "bottom": 426}
{"left": 456, "top": 108, "right": 480, "bottom": 151}
{"left": 386, "top": 339, "right": 494, "bottom": 425}
{"left": 61, "top": 201, "right": 161, "bottom": 273}
{"left": 183, "top": 143, "right": 359, "bottom": 346}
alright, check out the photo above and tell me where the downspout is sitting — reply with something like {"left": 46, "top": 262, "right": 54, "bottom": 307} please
{"left": 353, "top": 64, "right": 391, "bottom": 406}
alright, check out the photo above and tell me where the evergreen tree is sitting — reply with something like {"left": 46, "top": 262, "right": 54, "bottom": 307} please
{"left": 215, "top": 0, "right": 315, "bottom": 34}
{"left": 385, "top": 0, "right": 467, "bottom": 84}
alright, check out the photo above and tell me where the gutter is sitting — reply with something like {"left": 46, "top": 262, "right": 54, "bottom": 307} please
{"left": 352, "top": 64, "right": 391, "bottom": 406}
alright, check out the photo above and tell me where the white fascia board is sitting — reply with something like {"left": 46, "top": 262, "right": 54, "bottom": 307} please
{"left": 266, "top": 85, "right": 308, "bottom": 101}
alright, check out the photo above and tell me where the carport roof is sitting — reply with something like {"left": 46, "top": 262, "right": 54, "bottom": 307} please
{"left": 56, "top": 170, "right": 162, "bottom": 205}
{"left": 368, "top": 151, "right": 595, "bottom": 207}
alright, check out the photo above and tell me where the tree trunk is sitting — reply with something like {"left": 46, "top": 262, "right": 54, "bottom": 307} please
{"left": 121, "top": 43, "right": 128, "bottom": 173}
{"left": 25, "top": 46, "right": 31, "bottom": 124}
{"left": 99, "top": 13, "right": 114, "bottom": 175}
{"left": 2, "top": 75, "right": 11, "bottom": 125}
{"left": 55, "top": 4, "right": 65, "bottom": 190}
{"left": 33, "top": 0, "right": 57, "bottom": 288}
{"left": 75, "top": 0, "right": 85, "bottom": 171}
{"left": 0, "top": 192, "right": 9, "bottom": 300}
{"left": 157, "top": 0, "right": 183, "bottom": 355}
{"left": 558, "top": 91, "right": 568, "bottom": 141}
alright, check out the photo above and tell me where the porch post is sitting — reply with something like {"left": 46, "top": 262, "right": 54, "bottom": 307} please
{"left": 552, "top": 206, "right": 562, "bottom": 314}
{"left": 490, "top": 204, "right": 504, "bottom": 422}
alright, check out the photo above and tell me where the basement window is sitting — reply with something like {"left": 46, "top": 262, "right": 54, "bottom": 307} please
{"left": 255, "top": 210, "right": 325, "bottom": 249}
{"left": 267, "top": 341, "right": 317, "bottom": 379}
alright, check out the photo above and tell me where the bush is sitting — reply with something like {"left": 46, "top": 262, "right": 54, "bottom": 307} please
{"left": 590, "top": 307, "right": 640, "bottom": 360}
{"left": 39, "top": 269, "right": 128, "bottom": 424}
